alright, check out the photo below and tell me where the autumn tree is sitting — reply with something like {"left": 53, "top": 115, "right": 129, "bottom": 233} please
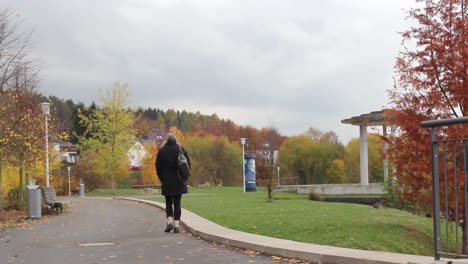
{"left": 0, "top": 90, "right": 44, "bottom": 209}
{"left": 279, "top": 134, "right": 344, "bottom": 185}
{"left": 342, "top": 139, "right": 361, "bottom": 183}
{"left": 218, "top": 119, "right": 241, "bottom": 142}
{"left": 239, "top": 126, "right": 261, "bottom": 151}
{"left": 184, "top": 134, "right": 242, "bottom": 186}
{"left": 279, "top": 135, "right": 314, "bottom": 184}
{"left": 255, "top": 126, "right": 285, "bottom": 201}
{"left": 388, "top": 0, "right": 467, "bottom": 252}
{"left": 133, "top": 115, "right": 159, "bottom": 139}
{"left": 132, "top": 106, "right": 244, "bottom": 140}
{"left": 140, "top": 141, "right": 160, "bottom": 185}
{"left": 0, "top": 9, "right": 33, "bottom": 90}
{"left": 71, "top": 102, "right": 98, "bottom": 144}
{"left": 6, "top": 70, "right": 42, "bottom": 208}
{"left": 305, "top": 127, "right": 340, "bottom": 144}
{"left": 326, "top": 159, "right": 346, "bottom": 183}
{"left": 78, "top": 82, "right": 136, "bottom": 194}
{"left": 0, "top": 9, "right": 38, "bottom": 210}
{"left": 72, "top": 151, "right": 107, "bottom": 191}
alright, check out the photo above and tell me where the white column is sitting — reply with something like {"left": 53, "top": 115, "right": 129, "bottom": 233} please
{"left": 383, "top": 125, "right": 388, "bottom": 182}
{"left": 359, "top": 125, "right": 369, "bottom": 185}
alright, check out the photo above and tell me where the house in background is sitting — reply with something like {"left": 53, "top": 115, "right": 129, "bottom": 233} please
{"left": 53, "top": 139, "right": 79, "bottom": 165}
{"left": 141, "top": 128, "right": 165, "bottom": 146}
{"left": 128, "top": 141, "right": 146, "bottom": 171}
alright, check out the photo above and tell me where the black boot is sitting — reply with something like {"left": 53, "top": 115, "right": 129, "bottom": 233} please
{"left": 164, "top": 223, "right": 174, "bottom": 232}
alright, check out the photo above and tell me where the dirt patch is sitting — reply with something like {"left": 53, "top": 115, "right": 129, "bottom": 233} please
{"left": 0, "top": 209, "right": 61, "bottom": 231}
{"left": 0, "top": 210, "right": 28, "bottom": 231}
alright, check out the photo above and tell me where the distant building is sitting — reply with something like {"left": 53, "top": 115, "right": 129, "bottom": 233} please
{"left": 141, "top": 128, "right": 165, "bottom": 145}
{"left": 255, "top": 143, "right": 279, "bottom": 166}
{"left": 128, "top": 128, "right": 166, "bottom": 170}
{"left": 52, "top": 139, "right": 79, "bottom": 165}
{"left": 128, "top": 141, "right": 146, "bottom": 170}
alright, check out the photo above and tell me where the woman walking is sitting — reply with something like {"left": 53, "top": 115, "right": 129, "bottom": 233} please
{"left": 155, "top": 133, "right": 191, "bottom": 233}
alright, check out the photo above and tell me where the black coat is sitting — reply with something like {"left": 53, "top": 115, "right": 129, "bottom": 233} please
{"left": 155, "top": 141, "right": 191, "bottom": 196}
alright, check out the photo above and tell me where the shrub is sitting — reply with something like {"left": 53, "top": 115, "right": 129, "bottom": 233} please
{"left": 308, "top": 191, "right": 322, "bottom": 201}
{"left": 382, "top": 178, "right": 413, "bottom": 211}
{"left": 5, "top": 187, "right": 22, "bottom": 210}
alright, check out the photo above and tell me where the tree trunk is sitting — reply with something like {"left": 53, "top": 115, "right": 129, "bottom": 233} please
{"left": 267, "top": 184, "right": 273, "bottom": 202}
{"left": 111, "top": 163, "right": 115, "bottom": 195}
{"left": 18, "top": 153, "right": 24, "bottom": 210}
{"left": 111, "top": 157, "right": 115, "bottom": 195}
{"left": 0, "top": 149, "right": 3, "bottom": 212}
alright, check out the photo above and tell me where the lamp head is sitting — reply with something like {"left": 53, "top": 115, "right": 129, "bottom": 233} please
{"left": 40, "top": 102, "right": 51, "bottom": 115}
{"left": 240, "top": 138, "right": 246, "bottom": 145}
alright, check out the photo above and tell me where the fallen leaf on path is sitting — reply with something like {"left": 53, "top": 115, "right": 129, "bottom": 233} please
{"left": 244, "top": 249, "right": 257, "bottom": 255}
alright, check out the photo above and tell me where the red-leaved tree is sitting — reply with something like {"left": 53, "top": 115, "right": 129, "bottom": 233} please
{"left": 388, "top": 0, "right": 467, "bottom": 253}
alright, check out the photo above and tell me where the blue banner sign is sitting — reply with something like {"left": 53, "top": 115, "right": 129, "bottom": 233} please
{"left": 244, "top": 154, "right": 257, "bottom": 192}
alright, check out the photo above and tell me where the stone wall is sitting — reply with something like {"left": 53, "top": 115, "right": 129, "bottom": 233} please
{"left": 276, "top": 183, "right": 385, "bottom": 195}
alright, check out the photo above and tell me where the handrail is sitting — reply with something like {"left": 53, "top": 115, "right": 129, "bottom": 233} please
{"left": 421, "top": 116, "right": 468, "bottom": 128}
{"left": 421, "top": 115, "right": 468, "bottom": 260}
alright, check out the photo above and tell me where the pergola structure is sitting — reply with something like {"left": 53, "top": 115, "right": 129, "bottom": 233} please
{"left": 341, "top": 110, "right": 395, "bottom": 185}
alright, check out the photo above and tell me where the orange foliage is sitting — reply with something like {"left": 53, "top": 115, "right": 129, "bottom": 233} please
{"left": 141, "top": 142, "right": 160, "bottom": 185}
{"left": 388, "top": 0, "right": 467, "bottom": 213}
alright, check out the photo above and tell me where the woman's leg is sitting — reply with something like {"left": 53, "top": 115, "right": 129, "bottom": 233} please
{"left": 173, "top": 194, "right": 182, "bottom": 221}
{"left": 172, "top": 195, "right": 182, "bottom": 233}
{"left": 165, "top": 195, "right": 174, "bottom": 219}
{"left": 164, "top": 195, "right": 175, "bottom": 232}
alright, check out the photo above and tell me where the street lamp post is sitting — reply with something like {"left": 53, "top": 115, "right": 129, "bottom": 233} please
{"left": 67, "top": 166, "right": 71, "bottom": 196}
{"left": 41, "top": 102, "right": 51, "bottom": 187}
{"left": 240, "top": 138, "right": 246, "bottom": 193}
{"left": 277, "top": 166, "right": 280, "bottom": 187}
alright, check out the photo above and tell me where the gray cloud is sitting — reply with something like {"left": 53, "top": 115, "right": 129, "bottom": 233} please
{"left": 5, "top": 0, "right": 415, "bottom": 143}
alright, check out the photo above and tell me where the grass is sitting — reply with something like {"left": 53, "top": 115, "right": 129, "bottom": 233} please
{"left": 88, "top": 187, "right": 459, "bottom": 256}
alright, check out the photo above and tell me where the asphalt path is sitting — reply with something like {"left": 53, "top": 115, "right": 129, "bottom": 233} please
{"left": 0, "top": 197, "right": 285, "bottom": 264}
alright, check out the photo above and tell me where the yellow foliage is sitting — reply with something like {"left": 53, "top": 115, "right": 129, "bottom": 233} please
{"left": 58, "top": 131, "right": 70, "bottom": 140}
{"left": 326, "top": 159, "right": 346, "bottom": 183}
{"left": 1, "top": 166, "right": 20, "bottom": 196}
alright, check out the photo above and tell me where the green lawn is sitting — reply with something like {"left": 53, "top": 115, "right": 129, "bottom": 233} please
{"left": 88, "top": 187, "right": 457, "bottom": 256}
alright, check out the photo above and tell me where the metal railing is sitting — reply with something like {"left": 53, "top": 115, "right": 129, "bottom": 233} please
{"left": 421, "top": 116, "right": 468, "bottom": 260}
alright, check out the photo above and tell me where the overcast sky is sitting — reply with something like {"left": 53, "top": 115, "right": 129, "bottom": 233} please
{"left": 5, "top": 0, "right": 416, "bottom": 144}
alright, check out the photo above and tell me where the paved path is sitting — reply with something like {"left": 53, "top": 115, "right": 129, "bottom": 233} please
{"left": 0, "top": 197, "right": 285, "bottom": 264}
